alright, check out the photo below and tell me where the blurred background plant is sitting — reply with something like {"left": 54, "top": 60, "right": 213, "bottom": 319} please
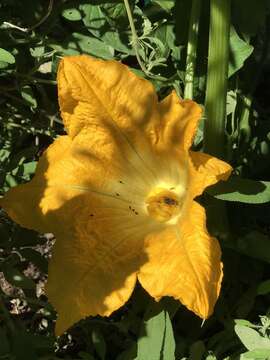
{"left": 0, "top": 0, "right": 270, "bottom": 359}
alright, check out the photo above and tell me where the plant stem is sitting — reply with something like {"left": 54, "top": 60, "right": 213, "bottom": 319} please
{"left": 204, "top": 0, "right": 231, "bottom": 241}
{"left": 204, "top": 0, "right": 231, "bottom": 159}
{"left": 123, "top": 0, "right": 148, "bottom": 74}
{"left": 239, "top": 94, "right": 252, "bottom": 143}
{"left": 184, "top": 0, "right": 202, "bottom": 99}
{"left": 3, "top": 0, "right": 53, "bottom": 33}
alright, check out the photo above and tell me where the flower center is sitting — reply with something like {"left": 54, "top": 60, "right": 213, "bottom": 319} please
{"left": 145, "top": 187, "right": 183, "bottom": 223}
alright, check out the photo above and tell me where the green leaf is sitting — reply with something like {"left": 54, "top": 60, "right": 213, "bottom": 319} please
{"left": 236, "top": 231, "right": 270, "bottom": 263}
{"left": 207, "top": 177, "right": 270, "bottom": 204}
{"left": 189, "top": 341, "right": 206, "bottom": 360}
{"left": 80, "top": 4, "right": 133, "bottom": 54}
{"left": 229, "top": 27, "right": 253, "bottom": 77}
{"left": 234, "top": 320, "right": 254, "bottom": 327}
{"left": 152, "top": 0, "right": 175, "bottom": 11}
{"left": 11, "top": 330, "right": 52, "bottom": 360}
{"left": 62, "top": 8, "right": 82, "bottom": 21}
{"left": 5, "top": 174, "right": 18, "bottom": 188}
{"left": 79, "top": 352, "right": 96, "bottom": 360}
{"left": 49, "top": 32, "right": 114, "bottom": 59}
{"left": 154, "top": 23, "right": 176, "bottom": 58}
{"left": 242, "top": 349, "right": 270, "bottom": 358}
{"left": 92, "top": 329, "right": 106, "bottom": 360}
{"left": 0, "top": 61, "right": 10, "bottom": 69}
{"left": 205, "top": 355, "right": 217, "bottom": 360}
{"left": 12, "top": 331, "right": 37, "bottom": 360}
{"left": 21, "top": 86, "right": 37, "bottom": 109}
{"left": 257, "top": 279, "right": 270, "bottom": 295}
{"left": 226, "top": 90, "right": 237, "bottom": 116}
{"left": 21, "top": 161, "right": 37, "bottom": 177}
{"left": 116, "top": 342, "right": 137, "bottom": 360}
{"left": 162, "top": 309, "right": 175, "bottom": 359}
{"left": 0, "top": 48, "right": 15, "bottom": 64}
{"left": 3, "top": 266, "right": 36, "bottom": 290}
{"left": 30, "top": 45, "right": 45, "bottom": 58}
{"left": 137, "top": 302, "right": 175, "bottom": 360}
{"left": 234, "top": 325, "right": 270, "bottom": 351}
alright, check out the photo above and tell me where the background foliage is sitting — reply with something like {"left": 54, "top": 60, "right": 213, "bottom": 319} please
{"left": 0, "top": 0, "right": 270, "bottom": 359}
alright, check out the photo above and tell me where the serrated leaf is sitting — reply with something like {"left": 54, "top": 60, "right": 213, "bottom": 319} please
{"left": 235, "top": 325, "right": 270, "bottom": 351}
{"left": 137, "top": 302, "right": 175, "bottom": 360}
{"left": 0, "top": 48, "right": 15, "bottom": 64}
{"left": 30, "top": 45, "right": 45, "bottom": 58}
{"left": 229, "top": 27, "right": 253, "bottom": 77}
{"left": 207, "top": 177, "right": 270, "bottom": 204}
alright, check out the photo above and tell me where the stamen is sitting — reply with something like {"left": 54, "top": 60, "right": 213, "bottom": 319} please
{"left": 145, "top": 188, "right": 185, "bottom": 223}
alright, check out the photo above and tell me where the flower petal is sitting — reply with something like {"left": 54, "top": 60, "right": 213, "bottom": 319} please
{"left": 189, "top": 151, "right": 233, "bottom": 198}
{"left": 157, "top": 91, "right": 202, "bottom": 151}
{"left": 0, "top": 133, "right": 161, "bottom": 335}
{"left": 57, "top": 55, "right": 159, "bottom": 140}
{"left": 138, "top": 201, "right": 223, "bottom": 319}
{"left": 47, "top": 225, "right": 141, "bottom": 335}
{"left": 57, "top": 55, "right": 169, "bottom": 184}
{"left": 0, "top": 136, "right": 71, "bottom": 233}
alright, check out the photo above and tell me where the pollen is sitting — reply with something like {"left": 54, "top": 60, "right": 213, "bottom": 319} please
{"left": 145, "top": 187, "right": 184, "bottom": 223}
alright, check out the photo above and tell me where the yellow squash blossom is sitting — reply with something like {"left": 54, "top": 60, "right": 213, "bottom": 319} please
{"left": 0, "top": 55, "right": 232, "bottom": 335}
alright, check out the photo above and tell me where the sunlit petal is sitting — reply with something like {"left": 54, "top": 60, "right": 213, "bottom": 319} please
{"left": 138, "top": 201, "right": 223, "bottom": 319}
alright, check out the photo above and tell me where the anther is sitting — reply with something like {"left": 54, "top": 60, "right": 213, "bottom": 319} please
{"left": 163, "top": 197, "right": 178, "bottom": 206}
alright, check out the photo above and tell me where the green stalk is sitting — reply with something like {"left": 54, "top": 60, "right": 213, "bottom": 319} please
{"left": 184, "top": 0, "right": 202, "bottom": 99}
{"left": 204, "top": 0, "right": 231, "bottom": 241}
{"left": 239, "top": 94, "right": 252, "bottom": 143}
{"left": 123, "top": 0, "right": 148, "bottom": 74}
{"left": 204, "top": 0, "right": 231, "bottom": 159}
